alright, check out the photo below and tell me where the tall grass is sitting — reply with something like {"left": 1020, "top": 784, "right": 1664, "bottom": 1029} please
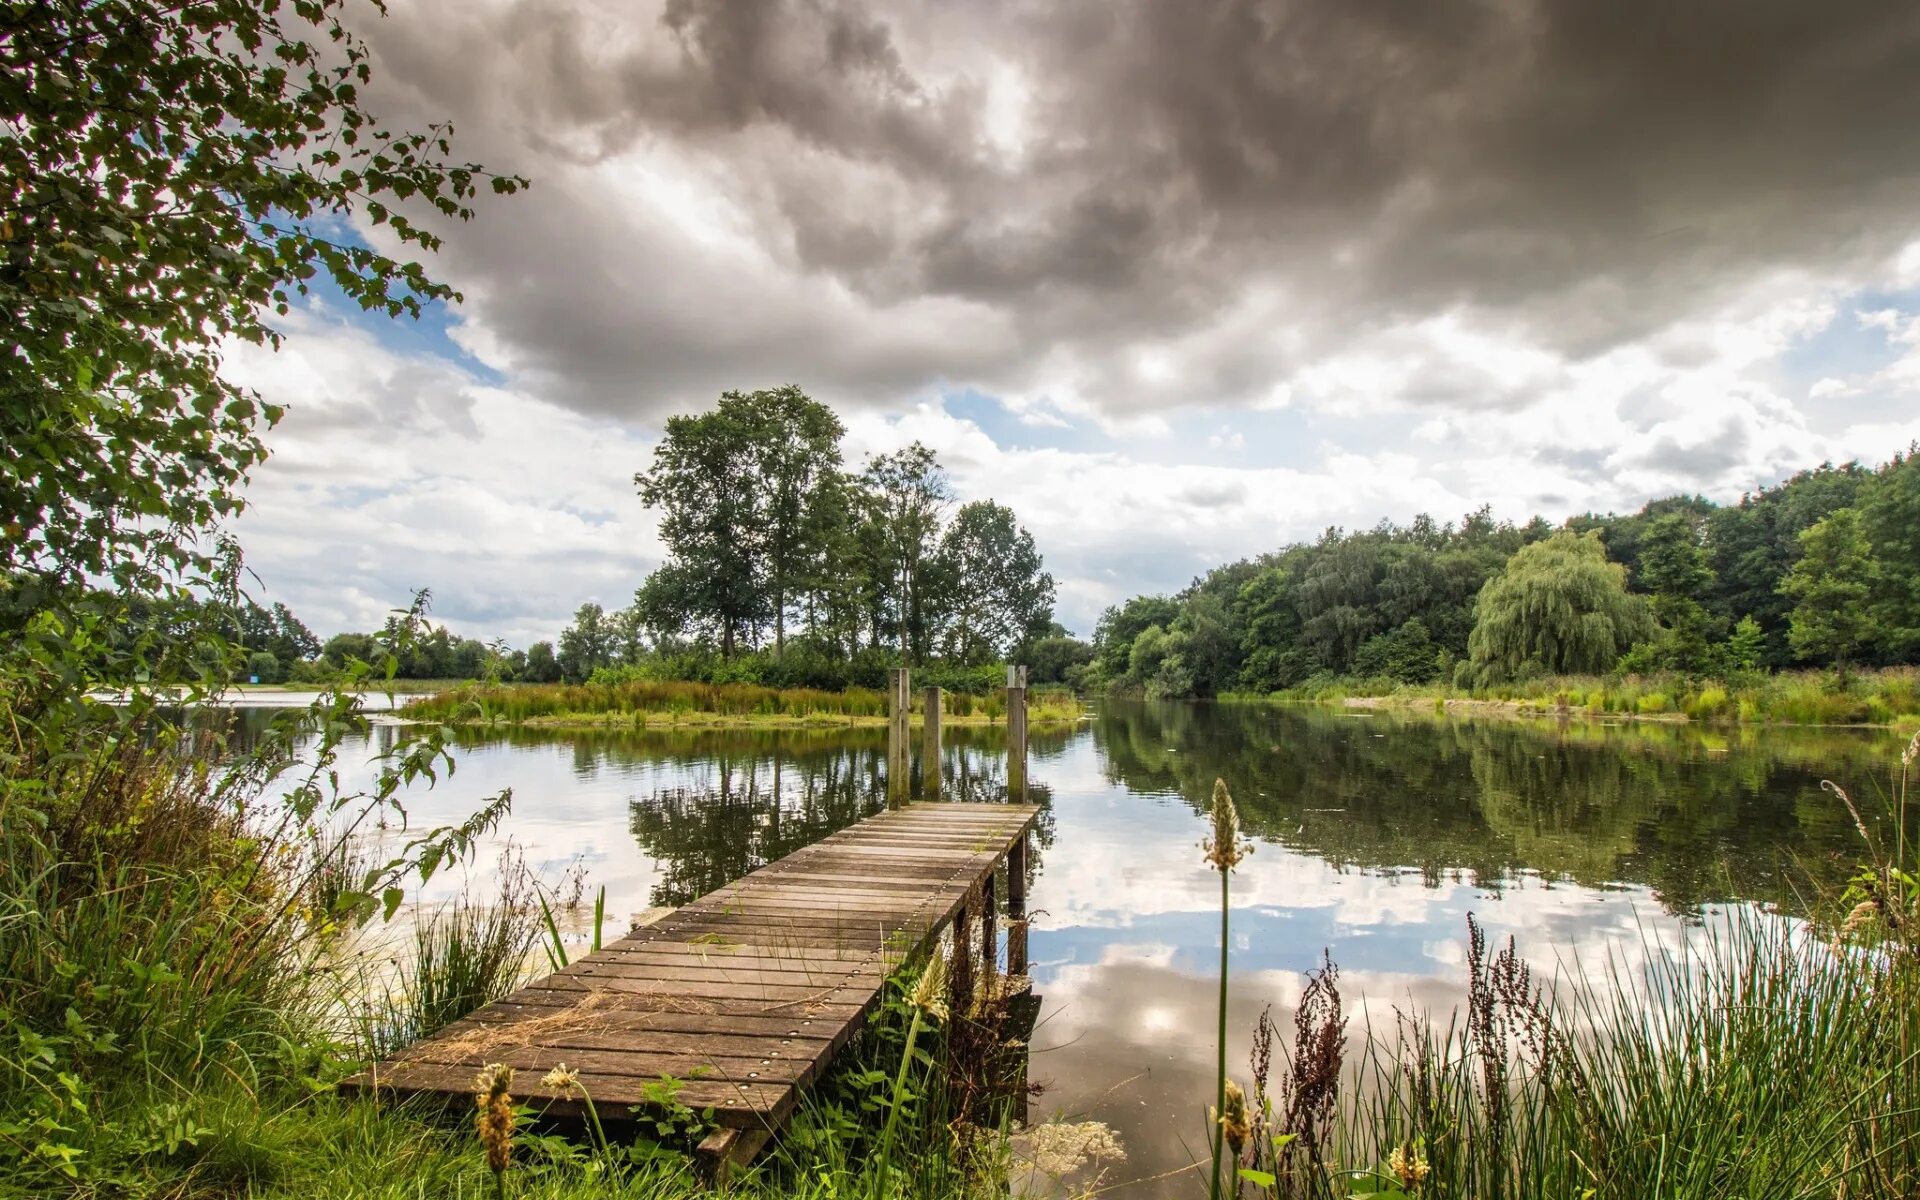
{"left": 404, "top": 679, "right": 1084, "bottom": 727}
{"left": 1219, "top": 733, "right": 1920, "bottom": 1199}
{"left": 358, "top": 867, "right": 544, "bottom": 1059}
{"left": 1223, "top": 915, "right": 1920, "bottom": 1199}
{"left": 1252, "top": 665, "right": 1920, "bottom": 727}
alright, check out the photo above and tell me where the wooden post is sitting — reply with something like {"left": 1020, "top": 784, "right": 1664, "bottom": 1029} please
{"left": 1005, "top": 664, "right": 1027, "bottom": 803}
{"left": 949, "top": 887, "right": 974, "bottom": 1018}
{"left": 1007, "top": 830, "right": 1028, "bottom": 976}
{"left": 981, "top": 871, "right": 997, "bottom": 980}
{"left": 921, "top": 685, "right": 942, "bottom": 801}
{"left": 888, "top": 667, "right": 911, "bottom": 807}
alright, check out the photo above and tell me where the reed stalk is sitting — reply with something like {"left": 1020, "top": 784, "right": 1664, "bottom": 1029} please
{"left": 1204, "top": 778, "right": 1250, "bottom": 1200}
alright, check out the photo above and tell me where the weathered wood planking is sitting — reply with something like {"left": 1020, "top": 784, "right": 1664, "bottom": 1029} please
{"left": 339, "top": 802, "right": 1040, "bottom": 1170}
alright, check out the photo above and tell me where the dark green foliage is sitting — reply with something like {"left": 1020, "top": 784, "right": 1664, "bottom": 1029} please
{"left": 1021, "top": 628, "right": 1096, "bottom": 685}
{"left": 937, "top": 502, "right": 1056, "bottom": 664}
{"left": 632, "top": 395, "right": 1055, "bottom": 674}
{"left": 1, "top": 0, "right": 522, "bottom": 602}
{"left": 1093, "top": 448, "right": 1920, "bottom": 697}
{"left": 1352, "top": 618, "right": 1439, "bottom": 683}
{"left": 1095, "top": 507, "right": 1541, "bottom": 695}
{"left": 1781, "top": 508, "right": 1877, "bottom": 670}
{"left": 1634, "top": 511, "right": 1720, "bottom": 672}
{"left": 556, "top": 602, "right": 617, "bottom": 681}
{"left": 1861, "top": 446, "right": 1920, "bottom": 655}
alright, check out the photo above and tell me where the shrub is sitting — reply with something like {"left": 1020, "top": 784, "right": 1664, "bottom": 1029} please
{"left": 1685, "top": 684, "right": 1731, "bottom": 720}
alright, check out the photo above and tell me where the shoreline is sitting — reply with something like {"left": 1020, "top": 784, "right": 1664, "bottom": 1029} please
{"left": 1326, "top": 692, "right": 1917, "bottom": 730}
{"left": 423, "top": 709, "right": 1089, "bottom": 731}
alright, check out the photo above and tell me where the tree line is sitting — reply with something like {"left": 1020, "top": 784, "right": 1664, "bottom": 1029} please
{"left": 1092, "top": 446, "right": 1920, "bottom": 696}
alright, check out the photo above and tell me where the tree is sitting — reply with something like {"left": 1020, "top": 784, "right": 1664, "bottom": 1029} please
{"left": 2, "top": 0, "right": 523, "bottom": 611}
{"left": 608, "top": 605, "right": 648, "bottom": 664}
{"left": 858, "top": 443, "right": 951, "bottom": 664}
{"left": 557, "top": 603, "right": 616, "bottom": 681}
{"left": 1779, "top": 508, "right": 1876, "bottom": 672}
{"left": 746, "top": 388, "right": 846, "bottom": 656}
{"left": 935, "top": 501, "right": 1055, "bottom": 664}
{"left": 635, "top": 406, "right": 765, "bottom": 657}
{"left": 1635, "top": 511, "right": 1717, "bottom": 672}
{"left": 1725, "top": 615, "right": 1766, "bottom": 672}
{"left": 1860, "top": 446, "right": 1920, "bottom": 657}
{"left": 244, "top": 651, "right": 281, "bottom": 684}
{"left": 1023, "top": 626, "right": 1095, "bottom": 685}
{"left": 523, "top": 641, "right": 563, "bottom": 684}
{"left": 1094, "top": 595, "right": 1181, "bottom": 683}
{"left": 1467, "top": 532, "right": 1654, "bottom": 683}
{"left": 635, "top": 387, "right": 845, "bottom": 657}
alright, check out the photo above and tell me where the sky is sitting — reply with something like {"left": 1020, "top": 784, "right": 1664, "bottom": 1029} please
{"left": 222, "top": 0, "right": 1920, "bottom": 645}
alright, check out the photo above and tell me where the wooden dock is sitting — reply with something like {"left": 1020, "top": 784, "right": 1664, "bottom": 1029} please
{"left": 341, "top": 800, "right": 1040, "bottom": 1174}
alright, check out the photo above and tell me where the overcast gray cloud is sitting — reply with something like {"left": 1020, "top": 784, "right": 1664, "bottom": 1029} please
{"left": 223, "top": 0, "right": 1920, "bottom": 640}
{"left": 350, "top": 0, "right": 1920, "bottom": 422}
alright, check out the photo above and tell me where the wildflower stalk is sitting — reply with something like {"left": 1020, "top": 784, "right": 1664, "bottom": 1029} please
{"left": 474, "top": 1063, "right": 515, "bottom": 1200}
{"left": 873, "top": 956, "right": 948, "bottom": 1200}
{"left": 541, "top": 1064, "right": 613, "bottom": 1172}
{"left": 1203, "top": 779, "right": 1250, "bottom": 1200}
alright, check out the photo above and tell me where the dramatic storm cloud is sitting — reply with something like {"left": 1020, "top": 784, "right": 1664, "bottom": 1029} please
{"left": 230, "top": 0, "right": 1920, "bottom": 638}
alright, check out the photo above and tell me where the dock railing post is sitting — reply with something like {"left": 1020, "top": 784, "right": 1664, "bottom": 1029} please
{"left": 1005, "top": 664, "right": 1027, "bottom": 803}
{"left": 921, "top": 685, "right": 942, "bottom": 800}
{"left": 889, "top": 667, "right": 911, "bottom": 807}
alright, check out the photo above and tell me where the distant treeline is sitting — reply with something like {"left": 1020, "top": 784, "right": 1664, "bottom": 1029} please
{"left": 1092, "top": 445, "right": 1920, "bottom": 697}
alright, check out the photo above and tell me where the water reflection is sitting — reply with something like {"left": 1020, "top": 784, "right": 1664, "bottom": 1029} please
{"left": 235, "top": 700, "right": 1909, "bottom": 1195}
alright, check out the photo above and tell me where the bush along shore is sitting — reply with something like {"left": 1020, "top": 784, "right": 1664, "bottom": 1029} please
{"left": 401, "top": 679, "right": 1087, "bottom": 729}
{"left": 1233, "top": 664, "right": 1920, "bottom": 728}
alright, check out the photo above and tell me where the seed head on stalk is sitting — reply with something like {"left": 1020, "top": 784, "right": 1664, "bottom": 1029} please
{"left": 473, "top": 1062, "right": 514, "bottom": 1195}
{"left": 1214, "top": 1079, "right": 1251, "bottom": 1159}
{"left": 1204, "top": 779, "right": 1252, "bottom": 872}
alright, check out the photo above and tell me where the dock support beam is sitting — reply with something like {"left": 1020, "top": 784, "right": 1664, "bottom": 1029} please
{"left": 1007, "top": 831, "right": 1028, "bottom": 976}
{"left": 1005, "top": 665, "right": 1028, "bottom": 803}
{"left": 921, "top": 685, "right": 942, "bottom": 800}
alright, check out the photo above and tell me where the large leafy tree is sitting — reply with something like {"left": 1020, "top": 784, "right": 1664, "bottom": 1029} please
{"left": 858, "top": 442, "right": 951, "bottom": 664}
{"left": 634, "top": 387, "right": 843, "bottom": 657}
{"left": 935, "top": 500, "right": 1055, "bottom": 664}
{"left": 1467, "top": 531, "right": 1654, "bottom": 683}
{"left": 1779, "top": 508, "right": 1876, "bottom": 671}
{"left": 635, "top": 404, "right": 765, "bottom": 656}
{"left": 1636, "top": 511, "right": 1718, "bottom": 671}
{"left": 1860, "top": 447, "right": 1920, "bottom": 656}
{"left": 2, "top": 0, "right": 523, "bottom": 609}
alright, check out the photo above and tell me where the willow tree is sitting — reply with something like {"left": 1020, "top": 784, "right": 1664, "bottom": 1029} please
{"left": 1467, "top": 531, "right": 1654, "bottom": 683}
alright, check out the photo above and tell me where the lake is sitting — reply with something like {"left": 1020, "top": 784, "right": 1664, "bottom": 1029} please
{"left": 270, "top": 699, "right": 1908, "bottom": 1195}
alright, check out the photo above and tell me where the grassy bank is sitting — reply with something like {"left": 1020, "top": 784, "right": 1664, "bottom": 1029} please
{"left": 1234, "top": 665, "right": 1920, "bottom": 728}
{"left": 402, "top": 679, "right": 1086, "bottom": 729}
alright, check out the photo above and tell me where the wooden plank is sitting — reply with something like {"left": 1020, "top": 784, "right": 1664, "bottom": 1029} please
{"left": 344, "top": 802, "right": 1042, "bottom": 1147}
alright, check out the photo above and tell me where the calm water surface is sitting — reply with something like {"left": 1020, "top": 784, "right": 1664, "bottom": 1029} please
{"left": 287, "top": 701, "right": 1908, "bottom": 1194}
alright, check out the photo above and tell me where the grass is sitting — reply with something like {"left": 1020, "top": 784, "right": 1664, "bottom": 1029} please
{"left": 1243, "top": 664, "right": 1920, "bottom": 727}
{"left": 1220, "top": 915, "right": 1920, "bottom": 1199}
{"left": 402, "top": 679, "right": 1085, "bottom": 730}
